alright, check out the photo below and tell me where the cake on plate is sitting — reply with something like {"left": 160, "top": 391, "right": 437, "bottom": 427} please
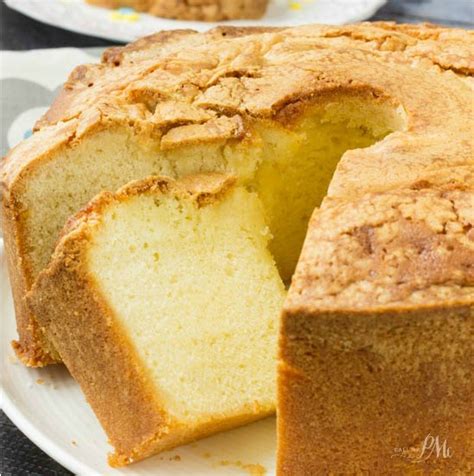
{"left": 1, "top": 23, "right": 473, "bottom": 472}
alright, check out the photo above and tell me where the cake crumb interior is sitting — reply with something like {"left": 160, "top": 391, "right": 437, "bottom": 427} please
{"left": 88, "top": 187, "right": 285, "bottom": 421}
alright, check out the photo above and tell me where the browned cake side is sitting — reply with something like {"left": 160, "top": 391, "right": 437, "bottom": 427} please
{"left": 279, "top": 182, "right": 474, "bottom": 474}
{"left": 86, "top": 0, "right": 269, "bottom": 21}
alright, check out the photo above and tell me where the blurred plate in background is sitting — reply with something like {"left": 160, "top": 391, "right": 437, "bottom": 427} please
{"left": 5, "top": 0, "right": 386, "bottom": 43}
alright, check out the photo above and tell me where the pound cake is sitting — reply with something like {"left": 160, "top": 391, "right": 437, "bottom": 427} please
{"left": 1, "top": 23, "right": 473, "bottom": 472}
{"left": 28, "top": 173, "right": 285, "bottom": 465}
{"left": 279, "top": 182, "right": 474, "bottom": 474}
{"left": 86, "top": 0, "right": 269, "bottom": 21}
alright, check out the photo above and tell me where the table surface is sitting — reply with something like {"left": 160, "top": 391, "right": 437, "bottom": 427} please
{"left": 1, "top": 1, "right": 473, "bottom": 475}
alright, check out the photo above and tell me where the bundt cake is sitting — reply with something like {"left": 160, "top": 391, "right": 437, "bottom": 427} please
{"left": 86, "top": 0, "right": 269, "bottom": 21}
{"left": 1, "top": 23, "right": 473, "bottom": 472}
{"left": 28, "top": 173, "right": 285, "bottom": 465}
{"left": 279, "top": 183, "right": 474, "bottom": 474}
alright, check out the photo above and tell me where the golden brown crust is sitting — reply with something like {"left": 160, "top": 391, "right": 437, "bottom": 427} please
{"left": 1, "top": 192, "right": 59, "bottom": 366}
{"left": 287, "top": 183, "right": 474, "bottom": 311}
{"left": 102, "top": 29, "right": 197, "bottom": 66}
{"left": 278, "top": 304, "right": 474, "bottom": 474}
{"left": 85, "top": 0, "right": 269, "bottom": 21}
{"left": 26, "top": 22, "right": 473, "bottom": 141}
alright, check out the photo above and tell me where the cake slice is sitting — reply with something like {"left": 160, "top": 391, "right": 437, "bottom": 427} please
{"left": 28, "top": 174, "right": 285, "bottom": 466}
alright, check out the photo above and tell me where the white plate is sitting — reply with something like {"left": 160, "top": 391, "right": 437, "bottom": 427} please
{"left": 0, "top": 240, "right": 277, "bottom": 475}
{"left": 6, "top": 0, "right": 386, "bottom": 43}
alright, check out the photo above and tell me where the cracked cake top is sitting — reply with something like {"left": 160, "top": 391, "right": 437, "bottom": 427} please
{"left": 2, "top": 22, "right": 473, "bottom": 312}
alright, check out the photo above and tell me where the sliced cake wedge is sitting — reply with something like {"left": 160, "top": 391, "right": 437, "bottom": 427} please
{"left": 28, "top": 173, "right": 285, "bottom": 466}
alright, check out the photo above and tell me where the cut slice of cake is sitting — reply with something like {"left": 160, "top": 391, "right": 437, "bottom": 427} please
{"left": 28, "top": 174, "right": 285, "bottom": 466}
